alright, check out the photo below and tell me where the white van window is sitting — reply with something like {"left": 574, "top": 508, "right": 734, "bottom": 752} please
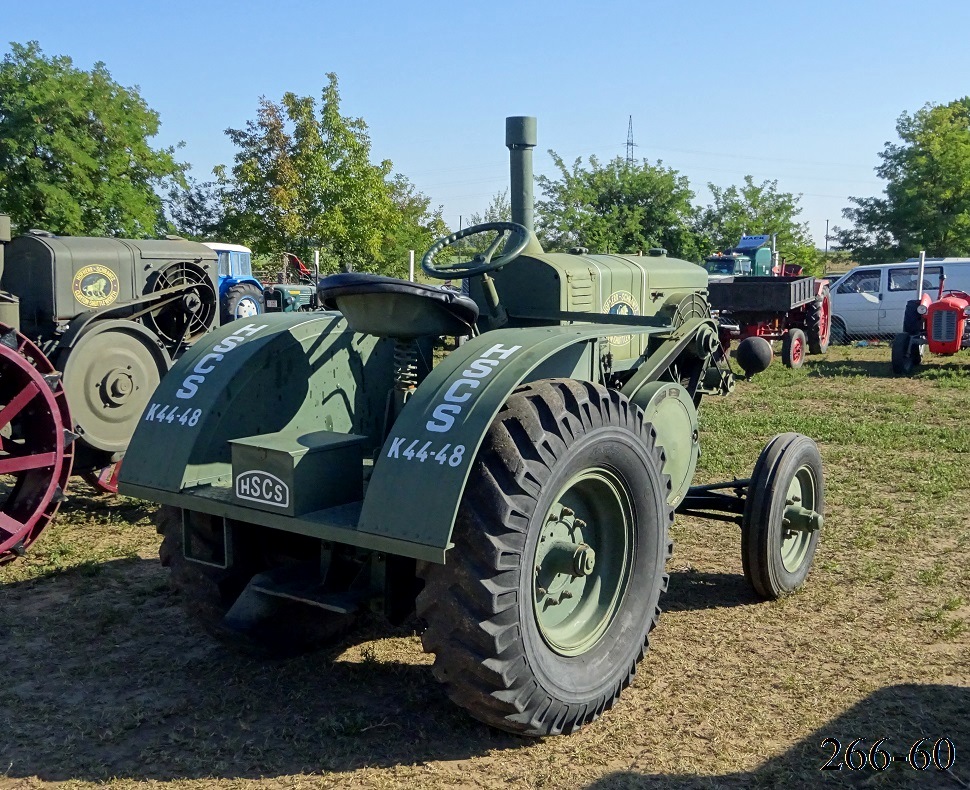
{"left": 888, "top": 266, "right": 943, "bottom": 292}
{"left": 837, "top": 270, "right": 880, "bottom": 295}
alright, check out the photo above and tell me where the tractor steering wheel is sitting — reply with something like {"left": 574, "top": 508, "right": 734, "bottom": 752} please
{"left": 422, "top": 222, "right": 531, "bottom": 280}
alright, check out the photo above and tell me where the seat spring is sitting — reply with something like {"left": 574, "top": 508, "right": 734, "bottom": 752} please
{"left": 393, "top": 340, "right": 419, "bottom": 391}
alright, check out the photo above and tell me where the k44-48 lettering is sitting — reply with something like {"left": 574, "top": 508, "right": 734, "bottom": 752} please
{"left": 144, "top": 403, "right": 203, "bottom": 427}
{"left": 387, "top": 437, "right": 465, "bottom": 467}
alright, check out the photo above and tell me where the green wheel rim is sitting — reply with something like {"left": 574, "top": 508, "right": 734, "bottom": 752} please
{"left": 533, "top": 468, "right": 635, "bottom": 657}
{"left": 781, "top": 465, "right": 817, "bottom": 573}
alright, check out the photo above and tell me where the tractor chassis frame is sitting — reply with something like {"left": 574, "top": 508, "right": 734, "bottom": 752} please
{"left": 676, "top": 478, "right": 751, "bottom": 526}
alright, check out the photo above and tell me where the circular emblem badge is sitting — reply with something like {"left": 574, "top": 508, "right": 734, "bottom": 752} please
{"left": 72, "top": 265, "right": 120, "bottom": 309}
{"left": 603, "top": 290, "right": 640, "bottom": 346}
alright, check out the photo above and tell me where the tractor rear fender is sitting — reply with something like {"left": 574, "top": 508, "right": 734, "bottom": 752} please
{"left": 118, "top": 311, "right": 395, "bottom": 493}
{"left": 357, "top": 321, "right": 707, "bottom": 560}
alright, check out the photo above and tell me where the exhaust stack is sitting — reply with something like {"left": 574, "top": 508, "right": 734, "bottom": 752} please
{"left": 505, "top": 116, "right": 537, "bottom": 234}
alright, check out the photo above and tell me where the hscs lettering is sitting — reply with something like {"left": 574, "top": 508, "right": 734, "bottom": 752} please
{"left": 425, "top": 343, "right": 522, "bottom": 433}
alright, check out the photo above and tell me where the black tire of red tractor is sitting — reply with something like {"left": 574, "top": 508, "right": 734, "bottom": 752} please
{"left": 741, "top": 433, "right": 824, "bottom": 599}
{"left": 806, "top": 286, "right": 832, "bottom": 355}
{"left": 416, "top": 379, "right": 673, "bottom": 737}
{"left": 830, "top": 317, "right": 848, "bottom": 346}
{"left": 157, "top": 505, "right": 356, "bottom": 657}
{"left": 781, "top": 328, "right": 807, "bottom": 369}
{"left": 221, "top": 283, "right": 263, "bottom": 323}
{"left": 891, "top": 333, "right": 922, "bottom": 376}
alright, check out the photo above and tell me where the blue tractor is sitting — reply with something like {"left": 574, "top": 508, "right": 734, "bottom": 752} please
{"left": 203, "top": 242, "right": 265, "bottom": 321}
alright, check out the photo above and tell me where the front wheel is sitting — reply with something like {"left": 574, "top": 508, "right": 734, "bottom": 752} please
{"left": 830, "top": 317, "right": 848, "bottom": 346}
{"left": 741, "top": 433, "right": 824, "bottom": 599}
{"left": 222, "top": 283, "right": 263, "bottom": 322}
{"left": 891, "top": 333, "right": 923, "bottom": 376}
{"left": 781, "top": 328, "right": 807, "bottom": 368}
{"left": 418, "top": 380, "right": 673, "bottom": 736}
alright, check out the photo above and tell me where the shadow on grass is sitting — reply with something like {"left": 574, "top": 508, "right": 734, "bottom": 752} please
{"left": 4, "top": 559, "right": 961, "bottom": 787}
{"left": 808, "top": 358, "right": 895, "bottom": 378}
{"left": 0, "top": 557, "right": 523, "bottom": 782}
{"left": 585, "top": 684, "right": 969, "bottom": 789}
{"left": 664, "top": 570, "right": 761, "bottom": 612}
{"left": 809, "top": 355, "right": 970, "bottom": 381}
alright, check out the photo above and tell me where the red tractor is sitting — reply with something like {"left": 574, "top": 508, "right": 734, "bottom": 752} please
{"left": 892, "top": 262, "right": 970, "bottom": 375}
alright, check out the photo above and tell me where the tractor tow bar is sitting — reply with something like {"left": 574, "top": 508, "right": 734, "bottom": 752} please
{"left": 676, "top": 479, "right": 751, "bottom": 525}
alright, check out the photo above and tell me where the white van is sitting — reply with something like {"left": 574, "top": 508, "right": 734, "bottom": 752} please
{"left": 830, "top": 258, "right": 970, "bottom": 341}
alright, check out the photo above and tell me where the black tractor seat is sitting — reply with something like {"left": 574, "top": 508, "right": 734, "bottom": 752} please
{"left": 317, "top": 272, "right": 479, "bottom": 339}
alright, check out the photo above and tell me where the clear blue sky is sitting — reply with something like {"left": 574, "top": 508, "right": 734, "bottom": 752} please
{"left": 6, "top": 0, "right": 970, "bottom": 248}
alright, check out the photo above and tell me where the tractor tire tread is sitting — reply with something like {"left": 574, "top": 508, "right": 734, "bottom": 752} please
{"left": 806, "top": 286, "right": 832, "bottom": 355}
{"left": 417, "top": 379, "right": 672, "bottom": 736}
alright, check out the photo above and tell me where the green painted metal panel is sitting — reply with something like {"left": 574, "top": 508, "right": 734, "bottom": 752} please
{"left": 118, "top": 311, "right": 395, "bottom": 493}
{"left": 230, "top": 429, "right": 367, "bottom": 516}
{"left": 472, "top": 249, "right": 708, "bottom": 364}
{"left": 356, "top": 323, "right": 667, "bottom": 552}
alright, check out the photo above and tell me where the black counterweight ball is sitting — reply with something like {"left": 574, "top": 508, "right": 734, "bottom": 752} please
{"left": 736, "top": 336, "right": 774, "bottom": 377}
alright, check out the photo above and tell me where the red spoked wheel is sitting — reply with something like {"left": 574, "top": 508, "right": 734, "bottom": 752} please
{"left": 0, "top": 325, "right": 74, "bottom": 563}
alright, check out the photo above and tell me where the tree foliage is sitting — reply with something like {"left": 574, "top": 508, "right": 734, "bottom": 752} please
{"left": 467, "top": 189, "right": 511, "bottom": 226}
{"left": 836, "top": 98, "right": 970, "bottom": 264}
{"left": 536, "top": 154, "right": 701, "bottom": 260}
{"left": 698, "top": 176, "right": 818, "bottom": 272}
{"left": 213, "top": 74, "right": 438, "bottom": 274}
{"left": 0, "top": 41, "right": 184, "bottom": 236}
{"left": 165, "top": 178, "right": 225, "bottom": 240}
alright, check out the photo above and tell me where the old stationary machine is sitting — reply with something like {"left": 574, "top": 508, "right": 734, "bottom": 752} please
{"left": 119, "top": 118, "right": 826, "bottom": 736}
{"left": 0, "top": 225, "right": 220, "bottom": 561}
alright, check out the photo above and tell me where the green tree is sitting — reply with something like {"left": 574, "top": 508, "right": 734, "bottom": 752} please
{"left": 165, "top": 177, "right": 225, "bottom": 240}
{"left": 697, "top": 176, "right": 818, "bottom": 273}
{"left": 535, "top": 154, "right": 701, "bottom": 259}
{"left": 0, "top": 41, "right": 185, "bottom": 236}
{"left": 836, "top": 98, "right": 970, "bottom": 264}
{"left": 219, "top": 74, "right": 428, "bottom": 274}
{"left": 380, "top": 174, "right": 448, "bottom": 274}
{"left": 467, "top": 189, "right": 511, "bottom": 225}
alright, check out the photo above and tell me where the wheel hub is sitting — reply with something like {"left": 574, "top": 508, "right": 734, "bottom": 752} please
{"left": 780, "top": 467, "right": 820, "bottom": 572}
{"left": 61, "top": 324, "right": 166, "bottom": 454}
{"left": 102, "top": 370, "right": 134, "bottom": 405}
{"left": 532, "top": 469, "right": 634, "bottom": 657}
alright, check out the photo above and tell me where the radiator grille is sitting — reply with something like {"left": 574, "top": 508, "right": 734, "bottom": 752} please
{"left": 931, "top": 309, "right": 958, "bottom": 343}
{"left": 568, "top": 280, "right": 594, "bottom": 312}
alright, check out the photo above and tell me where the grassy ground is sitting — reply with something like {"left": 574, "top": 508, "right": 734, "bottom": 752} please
{"left": 1, "top": 345, "right": 968, "bottom": 789}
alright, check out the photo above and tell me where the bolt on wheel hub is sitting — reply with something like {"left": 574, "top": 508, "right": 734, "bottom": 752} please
{"left": 780, "top": 466, "right": 820, "bottom": 572}
{"left": 103, "top": 370, "right": 134, "bottom": 405}
{"left": 532, "top": 469, "right": 634, "bottom": 657}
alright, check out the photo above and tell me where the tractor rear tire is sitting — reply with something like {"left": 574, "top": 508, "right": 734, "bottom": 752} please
{"left": 741, "top": 433, "right": 824, "bottom": 599}
{"left": 806, "top": 286, "right": 832, "bottom": 354}
{"left": 417, "top": 379, "right": 673, "bottom": 736}
{"left": 891, "top": 333, "right": 923, "bottom": 376}
{"left": 781, "top": 328, "right": 807, "bottom": 369}
{"left": 157, "top": 505, "right": 356, "bottom": 657}
{"left": 222, "top": 283, "right": 263, "bottom": 323}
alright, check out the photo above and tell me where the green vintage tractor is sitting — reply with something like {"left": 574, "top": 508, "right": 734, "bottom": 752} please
{"left": 119, "top": 117, "right": 825, "bottom": 736}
